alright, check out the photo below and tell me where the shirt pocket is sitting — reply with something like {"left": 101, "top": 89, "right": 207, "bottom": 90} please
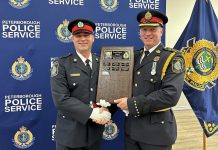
{"left": 67, "top": 71, "right": 83, "bottom": 89}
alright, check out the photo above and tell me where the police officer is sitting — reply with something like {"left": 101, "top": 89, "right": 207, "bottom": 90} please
{"left": 114, "top": 10, "right": 185, "bottom": 150}
{"left": 51, "top": 18, "right": 111, "bottom": 150}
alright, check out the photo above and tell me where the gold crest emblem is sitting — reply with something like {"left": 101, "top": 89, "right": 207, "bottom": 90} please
{"left": 13, "top": 126, "right": 35, "bottom": 148}
{"left": 100, "top": 0, "right": 119, "bottom": 12}
{"left": 103, "top": 122, "right": 119, "bottom": 140}
{"left": 144, "top": 11, "right": 152, "bottom": 20}
{"left": 182, "top": 38, "right": 218, "bottom": 91}
{"left": 11, "top": 56, "right": 33, "bottom": 80}
{"left": 56, "top": 19, "right": 72, "bottom": 43}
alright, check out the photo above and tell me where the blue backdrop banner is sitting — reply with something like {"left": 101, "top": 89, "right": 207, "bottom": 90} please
{"left": 0, "top": 1, "right": 166, "bottom": 149}
{"left": 174, "top": 0, "right": 218, "bottom": 137}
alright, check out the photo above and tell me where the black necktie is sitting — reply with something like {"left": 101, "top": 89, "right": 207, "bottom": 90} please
{"left": 85, "top": 59, "right": 91, "bottom": 76}
{"left": 144, "top": 51, "right": 149, "bottom": 57}
{"left": 140, "top": 51, "right": 150, "bottom": 64}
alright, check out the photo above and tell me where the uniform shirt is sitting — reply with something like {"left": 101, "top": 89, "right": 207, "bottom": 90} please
{"left": 76, "top": 50, "right": 93, "bottom": 69}
{"left": 140, "top": 42, "right": 161, "bottom": 63}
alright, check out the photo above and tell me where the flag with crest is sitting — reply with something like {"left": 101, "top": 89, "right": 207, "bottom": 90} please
{"left": 174, "top": 0, "right": 218, "bottom": 137}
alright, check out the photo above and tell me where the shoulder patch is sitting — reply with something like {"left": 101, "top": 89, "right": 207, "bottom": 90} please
{"left": 51, "top": 61, "right": 59, "bottom": 77}
{"left": 172, "top": 57, "right": 184, "bottom": 73}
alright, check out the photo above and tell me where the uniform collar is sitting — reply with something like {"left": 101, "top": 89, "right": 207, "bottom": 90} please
{"left": 144, "top": 41, "right": 161, "bottom": 54}
{"left": 76, "top": 51, "right": 93, "bottom": 65}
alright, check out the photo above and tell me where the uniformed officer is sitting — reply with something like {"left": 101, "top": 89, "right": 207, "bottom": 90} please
{"left": 114, "top": 10, "right": 185, "bottom": 150}
{"left": 51, "top": 18, "right": 111, "bottom": 150}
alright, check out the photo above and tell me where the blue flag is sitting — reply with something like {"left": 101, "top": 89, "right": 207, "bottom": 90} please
{"left": 174, "top": 0, "right": 218, "bottom": 137}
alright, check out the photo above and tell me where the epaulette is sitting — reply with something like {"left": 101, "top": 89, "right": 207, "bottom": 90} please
{"left": 164, "top": 47, "right": 182, "bottom": 54}
{"left": 59, "top": 53, "right": 72, "bottom": 59}
{"left": 93, "top": 53, "right": 100, "bottom": 57}
{"left": 135, "top": 48, "right": 144, "bottom": 54}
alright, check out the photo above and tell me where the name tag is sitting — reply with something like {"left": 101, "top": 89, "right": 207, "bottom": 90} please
{"left": 70, "top": 73, "right": 80, "bottom": 77}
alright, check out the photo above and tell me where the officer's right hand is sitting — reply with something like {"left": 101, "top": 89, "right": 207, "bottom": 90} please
{"left": 90, "top": 108, "right": 111, "bottom": 125}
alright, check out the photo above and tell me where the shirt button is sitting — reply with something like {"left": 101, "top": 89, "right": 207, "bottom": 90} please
{"left": 73, "top": 83, "right": 76, "bottom": 86}
{"left": 62, "top": 116, "right": 66, "bottom": 119}
{"left": 134, "top": 83, "right": 137, "bottom": 87}
{"left": 137, "top": 71, "right": 140, "bottom": 75}
{"left": 161, "top": 121, "right": 165, "bottom": 124}
{"left": 90, "top": 88, "right": 93, "bottom": 91}
{"left": 150, "top": 79, "right": 154, "bottom": 82}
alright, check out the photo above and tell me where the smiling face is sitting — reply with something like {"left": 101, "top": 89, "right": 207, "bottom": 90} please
{"left": 72, "top": 32, "right": 94, "bottom": 54}
{"left": 140, "top": 26, "right": 163, "bottom": 50}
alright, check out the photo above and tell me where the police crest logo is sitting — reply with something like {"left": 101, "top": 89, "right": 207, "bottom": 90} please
{"left": 9, "top": 0, "right": 31, "bottom": 9}
{"left": 103, "top": 122, "right": 119, "bottom": 140}
{"left": 10, "top": 56, "right": 33, "bottom": 81}
{"left": 56, "top": 19, "right": 72, "bottom": 43}
{"left": 12, "top": 126, "right": 35, "bottom": 149}
{"left": 182, "top": 38, "right": 218, "bottom": 91}
{"left": 99, "top": 0, "right": 119, "bottom": 12}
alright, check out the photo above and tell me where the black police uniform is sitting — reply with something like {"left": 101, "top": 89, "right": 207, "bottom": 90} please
{"left": 51, "top": 53, "right": 103, "bottom": 149}
{"left": 125, "top": 43, "right": 185, "bottom": 149}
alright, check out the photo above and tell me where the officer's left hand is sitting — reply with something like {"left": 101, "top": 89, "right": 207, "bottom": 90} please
{"left": 114, "top": 97, "right": 128, "bottom": 110}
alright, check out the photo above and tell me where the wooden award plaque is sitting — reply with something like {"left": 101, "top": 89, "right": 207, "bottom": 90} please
{"left": 96, "top": 47, "right": 134, "bottom": 103}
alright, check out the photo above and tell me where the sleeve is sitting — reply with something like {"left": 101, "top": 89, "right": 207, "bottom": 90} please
{"left": 50, "top": 59, "right": 92, "bottom": 124}
{"left": 128, "top": 53, "right": 185, "bottom": 116}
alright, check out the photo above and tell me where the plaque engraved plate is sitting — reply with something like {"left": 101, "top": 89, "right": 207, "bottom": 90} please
{"left": 96, "top": 47, "right": 134, "bottom": 103}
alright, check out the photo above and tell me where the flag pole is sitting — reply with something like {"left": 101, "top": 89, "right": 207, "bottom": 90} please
{"left": 203, "top": 131, "right": 206, "bottom": 150}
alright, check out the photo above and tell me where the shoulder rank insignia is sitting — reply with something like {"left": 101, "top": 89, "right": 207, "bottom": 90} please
{"left": 51, "top": 61, "right": 59, "bottom": 77}
{"left": 172, "top": 57, "right": 184, "bottom": 73}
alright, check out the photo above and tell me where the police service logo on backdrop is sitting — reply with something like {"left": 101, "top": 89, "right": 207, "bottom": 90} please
{"left": 182, "top": 38, "right": 218, "bottom": 91}
{"left": 9, "top": 0, "right": 31, "bottom": 9}
{"left": 10, "top": 56, "right": 33, "bottom": 81}
{"left": 103, "top": 122, "right": 119, "bottom": 140}
{"left": 12, "top": 126, "right": 35, "bottom": 149}
{"left": 56, "top": 19, "right": 72, "bottom": 43}
{"left": 99, "top": 0, "right": 119, "bottom": 12}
